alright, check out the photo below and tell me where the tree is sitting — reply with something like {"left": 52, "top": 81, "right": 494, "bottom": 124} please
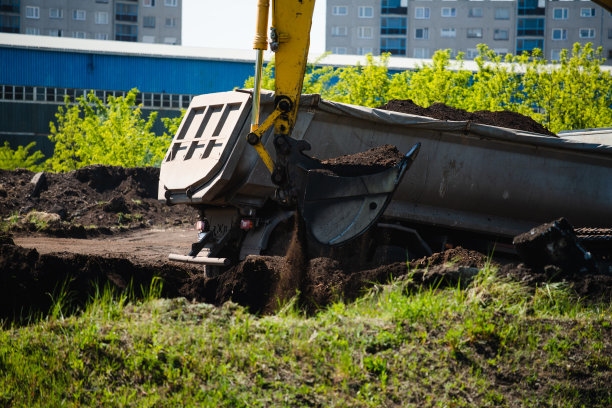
{"left": 0, "top": 141, "right": 45, "bottom": 171}
{"left": 47, "top": 89, "right": 171, "bottom": 172}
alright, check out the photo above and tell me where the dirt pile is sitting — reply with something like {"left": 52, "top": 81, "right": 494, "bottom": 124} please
{"left": 2, "top": 230, "right": 610, "bottom": 323}
{"left": 319, "top": 144, "right": 406, "bottom": 176}
{"left": 0, "top": 165, "right": 196, "bottom": 235}
{"left": 379, "top": 99, "right": 557, "bottom": 137}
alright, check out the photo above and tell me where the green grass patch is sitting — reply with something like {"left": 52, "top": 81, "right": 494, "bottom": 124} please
{"left": 0, "top": 266, "right": 610, "bottom": 407}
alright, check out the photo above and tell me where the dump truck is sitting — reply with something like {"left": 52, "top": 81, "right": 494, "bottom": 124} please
{"left": 158, "top": 0, "right": 612, "bottom": 270}
{"left": 159, "top": 89, "right": 612, "bottom": 266}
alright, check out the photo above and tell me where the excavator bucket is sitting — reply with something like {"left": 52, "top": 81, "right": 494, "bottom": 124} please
{"left": 300, "top": 143, "right": 421, "bottom": 245}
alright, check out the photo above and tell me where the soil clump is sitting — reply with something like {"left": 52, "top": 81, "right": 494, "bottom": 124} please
{"left": 379, "top": 99, "right": 557, "bottom": 137}
{"left": 0, "top": 165, "right": 196, "bottom": 236}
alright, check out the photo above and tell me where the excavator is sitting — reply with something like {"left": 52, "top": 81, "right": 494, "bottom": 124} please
{"left": 160, "top": 0, "right": 612, "bottom": 270}
{"left": 162, "top": 0, "right": 420, "bottom": 266}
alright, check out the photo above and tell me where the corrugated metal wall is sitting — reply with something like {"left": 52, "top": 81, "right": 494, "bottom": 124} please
{"left": 0, "top": 47, "right": 254, "bottom": 94}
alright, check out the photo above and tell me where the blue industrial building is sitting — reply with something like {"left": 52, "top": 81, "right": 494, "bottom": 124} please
{"left": 0, "top": 33, "right": 260, "bottom": 156}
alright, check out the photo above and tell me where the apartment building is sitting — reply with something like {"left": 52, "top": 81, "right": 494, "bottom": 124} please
{"left": 0, "top": 0, "right": 181, "bottom": 44}
{"left": 326, "top": 0, "right": 612, "bottom": 63}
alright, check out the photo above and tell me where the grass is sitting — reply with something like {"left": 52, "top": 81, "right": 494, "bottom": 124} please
{"left": 0, "top": 265, "right": 610, "bottom": 407}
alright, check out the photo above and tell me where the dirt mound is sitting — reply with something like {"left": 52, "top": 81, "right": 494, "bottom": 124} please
{"left": 2, "top": 234, "right": 611, "bottom": 323}
{"left": 319, "top": 144, "right": 406, "bottom": 176}
{"left": 379, "top": 99, "right": 557, "bottom": 137}
{"left": 0, "top": 165, "right": 196, "bottom": 235}
{"left": 411, "top": 246, "right": 490, "bottom": 269}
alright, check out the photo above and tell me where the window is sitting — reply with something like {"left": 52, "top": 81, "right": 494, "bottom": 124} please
{"left": 96, "top": 0, "right": 109, "bottom": 3}
{"left": 357, "top": 47, "right": 373, "bottom": 55}
{"left": 441, "top": 28, "right": 456, "bottom": 38}
{"left": 142, "top": 35, "right": 155, "bottom": 42}
{"left": 550, "top": 49, "right": 562, "bottom": 61}
{"left": 49, "top": 9, "right": 64, "bottom": 19}
{"left": 493, "top": 48, "right": 509, "bottom": 58}
{"left": 467, "top": 28, "right": 483, "bottom": 38}
{"left": 494, "top": 29, "right": 509, "bottom": 40}
{"left": 332, "top": 6, "right": 348, "bottom": 16}
{"left": 48, "top": 29, "right": 64, "bottom": 37}
{"left": 95, "top": 12, "right": 108, "bottom": 24}
{"left": 466, "top": 48, "right": 479, "bottom": 59}
{"left": 116, "top": 23, "right": 137, "bottom": 41}
{"left": 518, "top": 0, "right": 545, "bottom": 16}
{"left": 415, "top": 27, "right": 429, "bottom": 39}
{"left": 25, "top": 27, "right": 40, "bottom": 35}
{"left": 413, "top": 48, "right": 429, "bottom": 58}
{"left": 553, "top": 8, "right": 568, "bottom": 20}
{"left": 580, "top": 8, "right": 595, "bottom": 17}
{"left": 415, "top": 7, "right": 429, "bottom": 19}
{"left": 73, "top": 31, "right": 86, "bottom": 39}
{"left": 0, "top": 0, "right": 20, "bottom": 13}
{"left": 358, "top": 6, "right": 373, "bottom": 18}
{"left": 380, "top": 37, "right": 405, "bottom": 55}
{"left": 0, "top": 15, "right": 20, "bottom": 33}
{"left": 331, "top": 26, "right": 347, "bottom": 36}
{"left": 143, "top": 16, "right": 156, "bottom": 28}
{"left": 332, "top": 47, "right": 347, "bottom": 54}
{"left": 517, "top": 38, "right": 543, "bottom": 54}
{"left": 517, "top": 18, "right": 544, "bottom": 36}
{"left": 165, "top": 0, "right": 177, "bottom": 6}
{"left": 382, "top": 0, "right": 408, "bottom": 15}
{"left": 165, "top": 17, "right": 176, "bottom": 27}
{"left": 580, "top": 28, "right": 595, "bottom": 38}
{"left": 164, "top": 37, "right": 177, "bottom": 44}
{"left": 26, "top": 6, "right": 39, "bottom": 19}
{"left": 95, "top": 33, "right": 109, "bottom": 40}
{"left": 73, "top": 10, "right": 86, "bottom": 21}
{"left": 358, "top": 26, "right": 373, "bottom": 39}
{"left": 143, "top": 0, "right": 155, "bottom": 6}
{"left": 441, "top": 8, "right": 456, "bottom": 17}
{"left": 381, "top": 17, "right": 406, "bottom": 35}
{"left": 469, "top": 8, "right": 483, "bottom": 18}
{"left": 552, "top": 28, "right": 567, "bottom": 40}
{"left": 495, "top": 8, "right": 510, "bottom": 20}
{"left": 116, "top": 4, "right": 137, "bottom": 22}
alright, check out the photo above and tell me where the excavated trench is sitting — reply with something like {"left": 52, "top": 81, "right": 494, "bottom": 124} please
{"left": 2, "top": 101, "right": 610, "bottom": 323}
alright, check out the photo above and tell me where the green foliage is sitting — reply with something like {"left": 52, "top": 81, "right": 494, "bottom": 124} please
{"left": 0, "top": 267, "right": 610, "bottom": 407}
{"left": 245, "top": 43, "right": 612, "bottom": 133}
{"left": 0, "top": 141, "right": 45, "bottom": 171}
{"left": 161, "top": 109, "right": 186, "bottom": 138}
{"left": 47, "top": 89, "right": 171, "bottom": 172}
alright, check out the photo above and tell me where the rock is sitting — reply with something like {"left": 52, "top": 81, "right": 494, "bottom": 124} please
{"left": 49, "top": 205, "right": 68, "bottom": 220}
{"left": 29, "top": 172, "right": 47, "bottom": 197}
{"left": 103, "top": 196, "right": 129, "bottom": 213}
{"left": 23, "top": 211, "right": 61, "bottom": 227}
{"left": 513, "top": 218, "right": 596, "bottom": 274}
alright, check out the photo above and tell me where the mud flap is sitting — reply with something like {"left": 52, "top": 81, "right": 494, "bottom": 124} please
{"left": 301, "top": 143, "right": 420, "bottom": 245}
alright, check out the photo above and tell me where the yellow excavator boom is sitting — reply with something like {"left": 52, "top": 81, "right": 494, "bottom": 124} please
{"left": 247, "top": 0, "right": 420, "bottom": 246}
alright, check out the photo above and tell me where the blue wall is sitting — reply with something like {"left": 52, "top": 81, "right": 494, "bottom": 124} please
{"left": 0, "top": 46, "right": 255, "bottom": 94}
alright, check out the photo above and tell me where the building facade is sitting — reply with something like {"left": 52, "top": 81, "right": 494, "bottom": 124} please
{"left": 0, "top": 0, "right": 181, "bottom": 44}
{"left": 326, "top": 0, "right": 612, "bottom": 63}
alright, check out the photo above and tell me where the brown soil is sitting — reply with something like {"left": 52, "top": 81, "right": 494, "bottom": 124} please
{"left": 0, "top": 166, "right": 197, "bottom": 235}
{"left": 379, "top": 99, "right": 557, "bottom": 137}
{"left": 319, "top": 144, "right": 406, "bottom": 176}
{"left": 2, "top": 226, "right": 611, "bottom": 323}
{"left": 1, "top": 164, "right": 610, "bottom": 323}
